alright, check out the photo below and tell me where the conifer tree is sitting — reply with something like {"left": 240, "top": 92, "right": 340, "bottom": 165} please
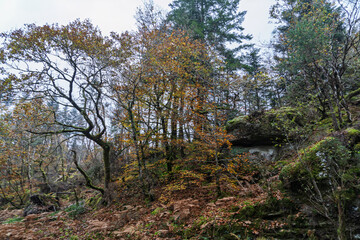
{"left": 167, "top": 0, "right": 251, "bottom": 70}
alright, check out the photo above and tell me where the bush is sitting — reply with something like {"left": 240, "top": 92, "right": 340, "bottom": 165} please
{"left": 65, "top": 202, "right": 86, "bottom": 218}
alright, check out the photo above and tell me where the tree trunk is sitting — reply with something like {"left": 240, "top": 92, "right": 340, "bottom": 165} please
{"left": 337, "top": 199, "right": 347, "bottom": 240}
{"left": 128, "top": 109, "right": 153, "bottom": 200}
{"left": 160, "top": 115, "right": 172, "bottom": 174}
{"left": 215, "top": 151, "right": 221, "bottom": 197}
{"left": 179, "top": 96, "right": 185, "bottom": 158}
{"left": 102, "top": 143, "right": 111, "bottom": 190}
{"left": 324, "top": 90, "right": 340, "bottom": 131}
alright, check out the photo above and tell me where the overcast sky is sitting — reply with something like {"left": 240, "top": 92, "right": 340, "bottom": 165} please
{"left": 0, "top": 0, "right": 276, "bottom": 47}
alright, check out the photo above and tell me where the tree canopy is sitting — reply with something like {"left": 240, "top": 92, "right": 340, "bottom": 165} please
{"left": 167, "top": 0, "right": 252, "bottom": 70}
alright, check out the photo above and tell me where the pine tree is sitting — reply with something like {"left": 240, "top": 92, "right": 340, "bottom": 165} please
{"left": 167, "top": 0, "right": 251, "bottom": 71}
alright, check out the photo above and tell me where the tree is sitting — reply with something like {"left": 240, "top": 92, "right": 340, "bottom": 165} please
{"left": 240, "top": 48, "right": 273, "bottom": 113}
{"left": 0, "top": 99, "right": 62, "bottom": 207}
{"left": 271, "top": 0, "right": 360, "bottom": 130}
{"left": 0, "top": 20, "right": 125, "bottom": 201}
{"left": 167, "top": 0, "right": 251, "bottom": 71}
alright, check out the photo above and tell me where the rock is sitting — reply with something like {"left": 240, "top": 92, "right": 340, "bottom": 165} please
{"left": 23, "top": 205, "right": 54, "bottom": 216}
{"left": 23, "top": 194, "right": 60, "bottom": 216}
{"left": 344, "top": 127, "right": 360, "bottom": 146}
{"left": 37, "top": 182, "right": 72, "bottom": 194}
{"left": 226, "top": 107, "right": 304, "bottom": 147}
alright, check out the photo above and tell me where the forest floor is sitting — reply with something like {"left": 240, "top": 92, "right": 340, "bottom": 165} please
{"left": 4, "top": 103, "right": 359, "bottom": 240}
{"left": 0, "top": 180, "right": 285, "bottom": 240}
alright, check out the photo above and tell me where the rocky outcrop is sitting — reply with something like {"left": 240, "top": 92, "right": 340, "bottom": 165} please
{"left": 226, "top": 107, "right": 304, "bottom": 147}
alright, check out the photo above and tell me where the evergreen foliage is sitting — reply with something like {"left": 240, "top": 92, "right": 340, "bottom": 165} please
{"left": 167, "top": 0, "right": 252, "bottom": 70}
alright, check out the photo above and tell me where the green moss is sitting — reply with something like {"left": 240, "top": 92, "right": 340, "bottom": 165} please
{"left": 226, "top": 115, "right": 247, "bottom": 130}
{"left": 354, "top": 143, "right": 360, "bottom": 152}
{"left": 280, "top": 136, "right": 354, "bottom": 199}
{"left": 86, "top": 194, "right": 103, "bottom": 209}
{"left": 301, "top": 137, "right": 350, "bottom": 167}
{"left": 267, "top": 107, "right": 299, "bottom": 118}
{"left": 151, "top": 207, "right": 163, "bottom": 215}
{"left": 308, "top": 137, "right": 335, "bottom": 152}
{"left": 233, "top": 197, "right": 296, "bottom": 221}
{"left": 2, "top": 216, "right": 24, "bottom": 224}
{"left": 346, "top": 128, "right": 360, "bottom": 146}
{"left": 346, "top": 128, "right": 360, "bottom": 137}
{"left": 280, "top": 161, "right": 301, "bottom": 181}
{"left": 226, "top": 107, "right": 305, "bottom": 146}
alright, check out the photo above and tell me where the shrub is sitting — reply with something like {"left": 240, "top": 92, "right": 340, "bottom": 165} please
{"left": 65, "top": 201, "right": 86, "bottom": 218}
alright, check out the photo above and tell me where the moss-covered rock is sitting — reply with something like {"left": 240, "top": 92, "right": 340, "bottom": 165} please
{"left": 279, "top": 136, "right": 360, "bottom": 239}
{"left": 345, "top": 127, "right": 360, "bottom": 147}
{"left": 226, "top": 107, "right": 304, "bottom": 147}
{"left": 280, "top": 137, "right": 353, "bottom": 191}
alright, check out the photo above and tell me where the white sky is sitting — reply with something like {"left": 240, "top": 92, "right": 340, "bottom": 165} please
{"left": 0, "top": 0, "right": 276, "bottom": 47}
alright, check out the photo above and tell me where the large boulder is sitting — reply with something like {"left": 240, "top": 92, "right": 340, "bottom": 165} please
{"left": 226, "top": 107, "right": 304, "bottom": 147}
{"left": 23, "top": 194, "right": 60, "bottom": 216}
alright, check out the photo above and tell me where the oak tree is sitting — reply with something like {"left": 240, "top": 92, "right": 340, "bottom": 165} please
{"left": 0, "top": 20, "right": 126, "bottom": 200}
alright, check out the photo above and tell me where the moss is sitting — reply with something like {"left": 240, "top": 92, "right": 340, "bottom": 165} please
{"left": 280, "top": 161, "right": 301, "bottom": 181}
{"left": 345, "top": 87, "right": 360, "bottom": 101}
{"left": 2, "top": 216, "right": 24, "bottom": 224}
{"left": 151, "top": 207, "right": 163, "bottom": 215}
{"left": 234, "top": 197, "right": 296, "bottom": 221}
{"left": 226, "top": 107, "right": 305, "bottom": 146}
{"left": 354, "top": 143, "right": 360, "bottom": 152}
{"left": 346, "top": 128, "right": 360, "bottom": 137}
{"left": 86, "top": 194, "right": 103, "bottom": 209}
{"left": 345, "top": 128, "right": 360, "bottom": 146}
{"left": 226, "top": 115, "right": 248, "bottom": 130}
{"left": 280, "top": 136, "right": 353, "bottom": 197}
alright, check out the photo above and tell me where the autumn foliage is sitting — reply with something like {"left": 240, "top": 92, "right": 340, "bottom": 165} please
{"left": 1, "top": 0, "right": 360, "bottom": 239}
